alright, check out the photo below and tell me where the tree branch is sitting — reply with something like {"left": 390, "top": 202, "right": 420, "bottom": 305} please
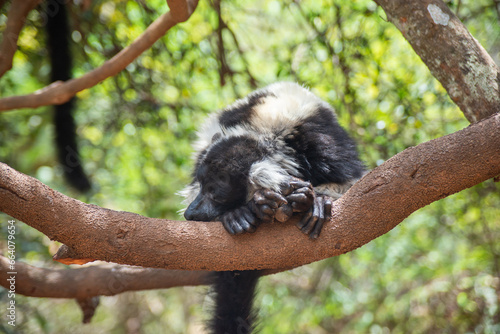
{"left": 0, "top": 255, "right": 281, "bottom": 299}
{"left": 374, "top": 0, "right": 500, "bottom": 123}
{"left": 0, "top": 255, "right": 211, "bottom": 298}
{"left": 166, "top": 0, "right": 198, "bottom": 23}
{"left": 0, "top": 0, "right": 42, "bottom": 78}
{"left": 1, "top": 113, "right": 499, "bottom": 272}
{"left": 0, "top": 0, "right": 199, "bottom": 111}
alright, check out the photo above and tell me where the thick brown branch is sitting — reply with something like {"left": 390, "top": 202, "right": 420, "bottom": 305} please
{"left": 374, "top": 0, "right": 500, "bottom": 123}
{"left": 0, "top": 0, "right": 42, "bottom": 78}
{"left": 0, "top": 0, "right": 199, "bottom": 111}
{"left": 1, "top": 113, "right": 499, "bottom": 271}
{"left": 0, "top": 255, "right": 210, "bottom": 298}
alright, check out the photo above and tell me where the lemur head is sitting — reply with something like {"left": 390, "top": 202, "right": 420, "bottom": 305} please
{"left": 184, "top": 136, "right": 265, "bottom": 221}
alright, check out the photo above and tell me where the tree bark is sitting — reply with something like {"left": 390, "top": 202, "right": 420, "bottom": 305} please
{"left": 0, "top": 255, "right": 281, "bottom": 299}
{"left": 1, "top": 113, "right": 499, "bottom": 271}
{"left": 0, "top": 256, "right": 211, "bottom": 299}
{"left": 375, "top": 0, "right": 500, "bottom": 123}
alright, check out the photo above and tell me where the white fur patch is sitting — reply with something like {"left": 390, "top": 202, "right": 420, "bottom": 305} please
{"left": 249, "top": 82, "right": 328, "bottom": 134}
{"left": 191, "top": 113, "right": 224, "bottom": 157}
{"left": 177, "top": 182, "right": 200, "bottom": 214}
{"left": 248, "top": 159, "right": 289, "bottom": 191}
{"left": 270, "top": 151, "right": 300, "bottom": 177}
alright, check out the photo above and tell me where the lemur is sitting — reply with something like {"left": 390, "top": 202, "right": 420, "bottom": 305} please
{"left": 180, "top": 82, "right": 365, "bottom": 334}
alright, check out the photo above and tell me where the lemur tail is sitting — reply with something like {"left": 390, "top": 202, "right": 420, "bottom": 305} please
{"left": 46, "top": 1, "right": 91, "bottom": 192}
{"left": 209, "top": 270, "right": 261, "bottom": 334}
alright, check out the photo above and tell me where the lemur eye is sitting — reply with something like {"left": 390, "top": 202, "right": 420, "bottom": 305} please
{"left": 211, "top": 195, "right": 227, "bottom": 204}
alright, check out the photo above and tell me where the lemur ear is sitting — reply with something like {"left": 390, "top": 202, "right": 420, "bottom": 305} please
{"left": 211, "top": 132, "right": 222, "bottom": 143}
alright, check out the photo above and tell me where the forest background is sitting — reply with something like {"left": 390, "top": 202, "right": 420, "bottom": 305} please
{"left": 0, "top": 0, "right": 499, "bottom": 333}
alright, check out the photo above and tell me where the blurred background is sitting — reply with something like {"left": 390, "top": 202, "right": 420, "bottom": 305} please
{"left": 0, "top": 0, "right": 499, "bottom": 333}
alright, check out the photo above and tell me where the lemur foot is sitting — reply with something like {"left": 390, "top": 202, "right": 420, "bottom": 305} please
{"left": 250, "top": 189, "right": 287, "bottom": 223}
{"left": 281, "top": 178, "right": 314, "bottom": 214}
{"left": 221, "top": 185, "right": 294, "bottom": 235}
{"left": 220, "top": 205, "right": 259, "bottom": 235}
{"left": 251, "top": 177, "right": 315, "bottom": 224}
{"left": 296, "top": 194, "right": 332, "bottom": 239}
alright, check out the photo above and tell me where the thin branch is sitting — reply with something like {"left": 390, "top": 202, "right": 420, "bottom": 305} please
{"left": 1, "top": 113, "right": 499, "bottom": 272}
{"left": 0, "top": 0, "right": 199, "bottom": 111}
{"left": 295, "top": 2, "right": 360, "bottom": 132}
{"left": 493, "top": 0, "right": 500, "bottom": 22}
{"left": 216, "top": 5, "right": 258, "bottom": 89}
{"left": 213, "top": 0, "right": 232, "bottom": 86}
{"left": 167, "top": 0, "right": 199, "bottom": 23}
{"left": 0, "top": 0, "right": 42, "bottom": 78}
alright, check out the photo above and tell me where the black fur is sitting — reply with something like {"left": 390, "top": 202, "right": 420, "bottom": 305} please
{"left": 46, "top": 1, "right": 91, "bottom": 191}
{"left": 285, "top": 106, "right": 365, "bottom": 185}
{"left": 218, "top": 91, "right": 272, "bottom": 128}
{"left": 185, "top": 136, "right": 266, "bottom": 221}
{"left": 209, "top": 271, "right": 261, "bottom": 334}
{"left": 182, "top": 82, "right": 365, "bottom": 334}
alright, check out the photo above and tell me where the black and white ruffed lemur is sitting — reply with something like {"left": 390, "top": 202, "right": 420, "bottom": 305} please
{"left": 45, "top": 1, "right": 91, "bottom": 191}
{"left": 180, "top": 82, "right": 365, "bottom": 334}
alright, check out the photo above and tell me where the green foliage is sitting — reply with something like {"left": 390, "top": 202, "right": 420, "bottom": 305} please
{"left": 0, "top": 0, "right": 499, "bottom": 333}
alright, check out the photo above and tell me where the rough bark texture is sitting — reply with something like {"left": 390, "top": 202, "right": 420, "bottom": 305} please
{"left": 0, "top": 255, "right": 281, "bottom": 299}
{"left": 1, "top": 113, "right": 499, "bottom": 271}
{"left": 375, "top": 0, "right": 500, "bottom": 123}
{"left": 0, "top": 256, "right": 210, "bottom": 299}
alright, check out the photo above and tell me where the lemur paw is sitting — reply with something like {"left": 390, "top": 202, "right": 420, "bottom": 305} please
{"left": 282, "top": 178, "right": 314, "bottom": 213}
{"left": 250, "top": 189, "right": 287, "bottom": 223}
{"left": 296, "top": 194, "right": 332, "bottom": 239}
{"left": 268, "top": 178, "right": 315, "bottom": 223}
{"left": 250, "top": 178, "right": 315, "bottom": 224}
{"left": 220, "top": 206, "right": 259, "bottom": 235}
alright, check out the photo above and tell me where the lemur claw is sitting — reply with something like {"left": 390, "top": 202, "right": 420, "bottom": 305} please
{"left": 296, "top": 194, "right": 332, "bottom": 239}
{"left": 278, "top": 178, "right": 314, "bottom": 221}
{"left": 221, "top": 206, "right": 259, "bottom": 235}
{"left": 250, "top": 189, "right": 285, "bottom": 223}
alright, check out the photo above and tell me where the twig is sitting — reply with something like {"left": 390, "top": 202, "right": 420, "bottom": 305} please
{"left": 220, "top": 17, "right": 258, "bottom": 89}
{"left": 213, "top": 0, "right": 232, "bottom": 86}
